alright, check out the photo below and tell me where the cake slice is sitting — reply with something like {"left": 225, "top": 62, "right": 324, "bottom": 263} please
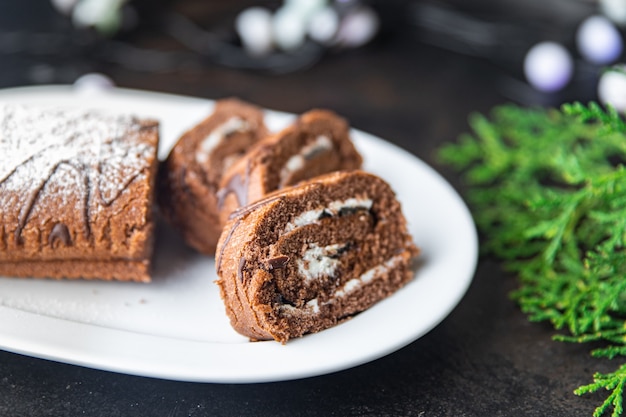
{"left": 0, "top": 105, "right": 159, "bottom": 282}
{"left": 158, "top": 98, "right": 268, "bottom": 255}
{"left": 216, "top": 170, "right": 418, "bottom": 343}
{"left": 216, "top": 109, "right": 363, "bottom": 227}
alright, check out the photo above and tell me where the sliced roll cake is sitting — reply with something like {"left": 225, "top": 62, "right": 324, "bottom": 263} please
{"left": 216, "top": 109, "right": 362, "bottom": 226}
{"left": 216, "top": 170, "right": 418, "bottom": 343}
{"left": 159, "top": 98, "right": 268, "bottom": 255}
{"left": 0, "top": 105, "right": 159, "bottom": 282}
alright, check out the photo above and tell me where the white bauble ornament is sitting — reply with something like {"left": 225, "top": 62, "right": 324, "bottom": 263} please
{"left": 236, "top": 7, "right": 273, "bottom": 56}
{"left": 73, "top": 73, "right": 115, "bottom": 94}
{"left": 600, "top": 0, "right": 626, "bottom": 26}
{"left": 308, "top": 6, "right": 340, "bottom": 44}
{"left": 273, "top": 6, "right": 307, "bottom": 51}
{"left": 335, "top": 6, "right": 379, "bottom": 48}
{"left": 598, "top": 66, "right": 626, "bottom": 112}
{"left": 523, "top": 42, "right": 573, "bottom": 92}
{"left": 577, "top": 15, "right": 623, "bottom": 64}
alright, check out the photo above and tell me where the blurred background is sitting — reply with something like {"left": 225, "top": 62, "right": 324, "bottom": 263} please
{"left": 0, "top": 0, "right": 623, "bottom": 158}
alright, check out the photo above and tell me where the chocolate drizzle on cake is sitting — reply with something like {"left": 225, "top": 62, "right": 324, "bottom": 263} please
{"left": 227, "top": 195, "right": 282, "bottom": 222}
{"left": 216, "top": 160, "right": 250, "bottom": 210}
{"left": 49, "top": 223, "right": 71, "bottom": 248}
{"left": 0, "top": 105, "right": 159, "bottom": 282}
{"left": 0, "top": 105, "right": 156, "bottom": 246}
{"left": 216, "top": 217, "right": 242, "bottom": 272}
{"left": 237, "top": 257, "right": 246, "bottom": 282}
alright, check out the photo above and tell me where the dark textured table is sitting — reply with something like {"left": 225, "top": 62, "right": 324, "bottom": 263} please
{"left": 0, "top": 1, "right": 614, "bottom": 416}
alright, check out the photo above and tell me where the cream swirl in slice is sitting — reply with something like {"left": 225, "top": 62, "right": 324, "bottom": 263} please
{"left": 279, "top": 254, "right": 407, "bottom": 317}
{"left": 298, "top": 242, "right": 349, "bottom": 283}
{"left": 333, "top": 255, "right": 405, "bottom": 297}
{"left": 279, "top": 135, "right": 333, "bottom": 187}
{"left": 284, "top": 197, "right": 373, "bottom": 233}
{"left": 195, "top": 117, "right": 250, "bottom": 164}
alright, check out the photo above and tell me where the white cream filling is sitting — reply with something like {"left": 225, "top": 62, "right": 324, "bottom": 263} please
{"left": 334, "top": 255, "right": 404, "bottom": 298}
{"left": 195, "top": 117, "right": 250, "bottom": 164}
{"left": 279, "top": 135, "right": 333, "bottom": 186}
{"left": 328, "top": 198, "right": 373, "bottom": 213}
{"left": 278, "top": 254, "right": 405, "bottom": 317}
{"left": 298, "top": 243, "right": 346, "bottom": 282}
{"left": 284, "top": 197, "right": 373, "bottom": 233}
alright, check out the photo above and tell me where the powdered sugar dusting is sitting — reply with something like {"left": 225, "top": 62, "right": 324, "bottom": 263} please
{"left": 0, "top": 104, "right": 156, "bottom": 239}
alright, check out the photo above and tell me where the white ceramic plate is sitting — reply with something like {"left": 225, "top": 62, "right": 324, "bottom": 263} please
{"left": 0, "top": 85, "right": 477, "bottom": 383}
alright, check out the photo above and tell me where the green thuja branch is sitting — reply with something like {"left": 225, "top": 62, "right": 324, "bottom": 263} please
{"left": 575, "top": 364, "right": 626, "bottom": 417}
{"left": 439, "top": 102, "right": 626, "bottom": 417}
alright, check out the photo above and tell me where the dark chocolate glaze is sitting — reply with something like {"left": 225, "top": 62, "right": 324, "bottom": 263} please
{"left": 217, "top": 195, "right": 284, "bottom": 275}
{"left": 0, "top": 142, "right": 60, "bottom": 186}
{"left": 317, "top": 209, "right": 332, "bottom": 220}
{"left": 98, "top": 169, "right": 143, "bottom": 206}
{"left": 14, "top": 160, "right": 71, "bottom": 245}
{"left": 267, "top": 255, "right": 289, "bottom": 270}
{"left": 14, "top": 183, "right": 46, "bottom": 245}
{"left": 216, "top": 218, "right": 242, "bottom": 273}
{"left": 237, "top": 257, "right": 246, "bottom": 282}
{"left": 2, "top": 144, "right": 63, "bottom": 245}
{"left": 217, "top": 161, "right": 250, "bottom": 211}
{"left": 48, "top": 223, "right": 71, "bottom": 248}
{"left": 227, "top": 195, "right": 282, "bottom": 221}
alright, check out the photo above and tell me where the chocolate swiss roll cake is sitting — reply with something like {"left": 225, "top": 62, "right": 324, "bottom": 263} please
{"left": 216, "top": 170, "right": 418, "bottom": 343}
{"left": 158, "top": 98, "right": 268, "bottom": 255}
{"left": 216, "top": 109, "right": 362, "bottom": 227}
{"left": 0, "top": 105, "right": 159, "bottom": 282}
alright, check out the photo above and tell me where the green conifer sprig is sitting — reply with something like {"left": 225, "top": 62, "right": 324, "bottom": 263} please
{"left": 575, "top": 364, "right": 626, "bottom": 417}
{"left": 438, "top": 102, "right": 626, "bottom": 417}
